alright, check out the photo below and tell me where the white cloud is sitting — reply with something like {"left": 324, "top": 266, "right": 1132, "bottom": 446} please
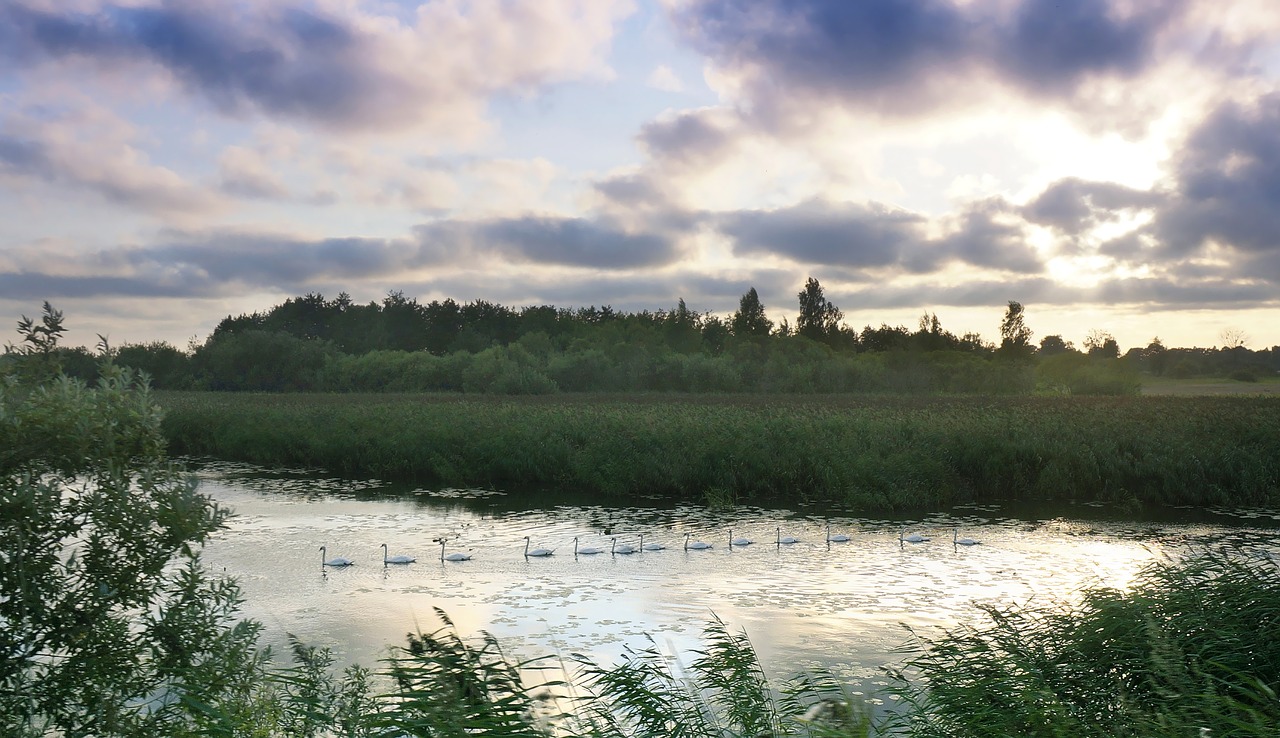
{"left": 646, "top": 64, "right": 684, "bottom": 91}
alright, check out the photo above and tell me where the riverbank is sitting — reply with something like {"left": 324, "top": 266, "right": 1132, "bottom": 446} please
{"left": 157, "top": 392, "right": 1280, "bottom": 510}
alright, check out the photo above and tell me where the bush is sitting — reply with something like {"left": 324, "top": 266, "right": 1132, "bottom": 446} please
{"left": 0, "top": 364, "right": 259, "bottom": 736}
{"left": 193, "top": 330, "right": 336, "bottom": 391}
{"left": 1230, "top": 369, "right": 1259, "bottom": 382}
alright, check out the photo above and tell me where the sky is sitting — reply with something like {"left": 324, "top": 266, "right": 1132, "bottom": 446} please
{"left": 2, "top": 0, "right": 1279, "bottom": 353}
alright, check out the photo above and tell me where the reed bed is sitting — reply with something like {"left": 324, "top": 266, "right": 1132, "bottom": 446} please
{"left": 887, "top": 550, "right": 1280, "bottom": 737}
{"left": 157, "top": 392, "right": 1280, "bottom": 509}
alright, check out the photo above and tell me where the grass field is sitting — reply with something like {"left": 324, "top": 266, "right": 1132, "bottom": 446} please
{"left": 156, "top": 391, "right": 1280, "bottom": 510}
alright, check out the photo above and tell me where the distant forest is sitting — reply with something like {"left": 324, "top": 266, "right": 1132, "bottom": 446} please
{"left": 7, "top": 280, "right": 1279, "bottom": 395}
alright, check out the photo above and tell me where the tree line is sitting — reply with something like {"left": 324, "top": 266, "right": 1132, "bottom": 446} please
{"left": 4, "top": 282, "right": 1278, "bottom": 395}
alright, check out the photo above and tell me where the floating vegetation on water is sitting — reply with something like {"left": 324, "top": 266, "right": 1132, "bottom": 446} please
{"left": 422, "top": 487, "right": 508, "bottom": 499}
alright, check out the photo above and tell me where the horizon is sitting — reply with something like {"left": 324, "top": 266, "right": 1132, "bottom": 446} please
{"left": 2, "top": 0, "right": 1279, "bottom": 352}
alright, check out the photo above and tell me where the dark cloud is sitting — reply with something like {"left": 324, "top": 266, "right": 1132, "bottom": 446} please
{"left": 0, "top": 135, "right": 52, "bottom": 170}
{"left": 1, "top": 2, "right": 424, "bottom": 131}
{"left": 675, "top": 0, "right": 1189, "bottom": 115}
{"left": 934, "top": 200, "right": 1042, "bottom": 274}
{"left": 1097, "top": 232, "right": 1149, "bottom": 261}
{"left": 0, "top": 272, "right": 198, "bottom": 301}
{"left": 721, "top": 200, "right": 923, "bottom": 267}
{"left": 637, "top": 110, "right": 738, "bottom": 166}
{"left": 594, "top": 172, "right": 668, "bottom": 209}
{"left": 140, "top": 234, "right": 423, "bottom": 288}
{"left": 463, "top": 216, "right": 679, "bottom": 269}
{"left": 718, "top": 199, "right": 1041, "bottom": 274}
{"left": 1155, "top": 93, "right": 1280, "bottom": 257}
{"left": 678, "top": 0, "right": 972, "bottom": 108}
{"left": 998, "top": 0, "right": 1178, "bottom": 94}
{"left": 1024, "top": 177, "right": 1162, "bottom": 235}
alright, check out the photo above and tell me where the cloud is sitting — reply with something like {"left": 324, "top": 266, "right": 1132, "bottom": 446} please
{"left": 0, "top": 211, "right": 684, "bottom": 303}
{"left": 1155, "top": 92, "right": 1280, "bottom": 257}
{"left": 0, "top": 0, "right": 631, "bottom": 136}
{"left": 933, "top": 200, "right": 1043, "bottom": 274}
{"left": 417, "top": 216, "right": 681, "bottom": 269}
{"left": 0, "top": 103, "right": 222, "bottom": 218}
{"left": 646, "top": 64, "right": 684, "bottom": 92}
{"left": 720, "top": 200, "right": 922, "bottom": 268}
{"left": 673, "top": 0, "right": 1193, "bottom": 119}
{"left": 217, "top": 145, "right": 289, "bottom": 199}
{"left": 1024, "top": 177, "right": 1162, "bottom": 235}
{"left": 637, "top": 109, "right": 740, "bottom": 168}
{"left": 716, "top": 198, "right": 1043, "bottom": 274}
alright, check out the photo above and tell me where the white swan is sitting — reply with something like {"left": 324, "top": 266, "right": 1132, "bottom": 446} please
{"left": 776, "top": 527, "right": 800, "bottom": 545}
{"left": 900, "top": 528, "right": 930, "bottom": 543}
{"left": 826, "top": 524, "right": 851, "bottom": 543}
{"left": 523, "top": 536, "right": 554, "bottom": 557}
{"left": 381, "top": 543, "right": 415, "bottom": 565}
{"left": 320, "top": 546, "right": 354, "bottom": 568}
{"left": 439, "top": 539, "right": 472, "bottom": 561}
{"left": 729, "top": 529, "right": 753, "bottom": 546}
{"left": 639, "top": 534, "right": 665, "bottom": 551}
{"left": 684, "top": 532, "right": 713, "bottom": 550}
{"left": 574, "top": 536, "right": 605, "bottom": 555}
{"left": 953, "top": 528, "right": 980, "bottom": 546}
{"left": 611, "top": 537, "right": 638, "bottom": 555}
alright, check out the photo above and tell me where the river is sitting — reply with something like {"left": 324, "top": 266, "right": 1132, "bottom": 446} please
{"left": 196, "top": 460, "right": 1280, "bottom": 705}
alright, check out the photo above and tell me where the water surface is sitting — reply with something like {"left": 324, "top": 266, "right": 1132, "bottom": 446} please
{"left": 197, "top": 461, "right": 1280, "bottom": 699}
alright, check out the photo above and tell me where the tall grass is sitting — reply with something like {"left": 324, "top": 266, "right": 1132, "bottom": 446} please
{"left": 886, "top": 550, "right": 1280, "bottom": 737}
{"left": 157, "top": 393, "right": 1280, "bottom": 509}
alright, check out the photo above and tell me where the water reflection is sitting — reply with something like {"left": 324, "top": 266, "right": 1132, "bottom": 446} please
{"left": 195, "top": 461, "right": 1280, "bottom": 694}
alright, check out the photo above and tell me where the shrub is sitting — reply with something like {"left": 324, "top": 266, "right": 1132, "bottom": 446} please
{"left": 0, "top": 365, "right": 258, "bottom": 736}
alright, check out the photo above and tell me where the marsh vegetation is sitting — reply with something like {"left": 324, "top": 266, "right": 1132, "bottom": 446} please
{"left": 160, "top": 391, "right": 1280, "bottom": 510}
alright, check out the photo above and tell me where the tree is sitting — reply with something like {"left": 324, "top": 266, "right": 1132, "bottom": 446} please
{"left": 1, "top": 309, "right": 260, "bottom": 736}
{"left": 796, "top": 278, "right": 843, "bottom": 343}
{"left": 664, "top": 298, "right": 703, "bottom": 354}
{"left": 1220, "top": 327, "right": 1249, "bottom": 349}
{"left": 1085, "top": 329, "right": 1120, "bottom": 359}
{"left": 998, "top": 301, "right": 1033, "bottom": 358}
{"left": 1038, "top": 334, "right": 1074, "bottom": 356}
{"left": 731, "top": 287, "right": 773, "bottom": 339}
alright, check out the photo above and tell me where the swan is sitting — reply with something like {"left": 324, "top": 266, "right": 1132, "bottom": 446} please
{"left": 523, "top": 536, "right": 554, "bottom": 557}
{"left": 729, "top": 529, "right": 753, "bottom": 546}
{"left": 573, "top": 536, "right": 605, "bottom": 555}
{"left": 439, "top": 539, "right": 472, "bottom": 561}
{"left": 953, "top": 528, "right": 981, "bottom": 546}
{"left": 776, "top": 527, "right": 800, "bottom": 545}
{"left": 320, "top": 546, "right": 354, "bottom": 568}
{"left": 826, "top": 524, "right": 851, "bottom": 543}
{"left": 900, "top": 528, "right": 930, "bottom": 543}
{"left": 684, "top": 532, "right": 713, "bottom": 550}
{"left": 639, "top": 534, "right": 665, "bottom": 551}
{"left": 381, "top": 543, "right": 415, "bottom": 565}
{"left": 611, "top": 537, "right": 638, "bottom": 555}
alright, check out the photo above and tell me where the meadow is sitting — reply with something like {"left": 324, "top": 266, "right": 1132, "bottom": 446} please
{"left": 157, "top": 392, "right": 1280, "bottom": 510}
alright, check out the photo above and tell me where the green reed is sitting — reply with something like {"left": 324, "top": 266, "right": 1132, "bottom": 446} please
{"left": 886, "top": 550, "right": 1280, "bottom": 737}
{"left": 157, "top": 392, "right": 1280, "bottom": 509}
